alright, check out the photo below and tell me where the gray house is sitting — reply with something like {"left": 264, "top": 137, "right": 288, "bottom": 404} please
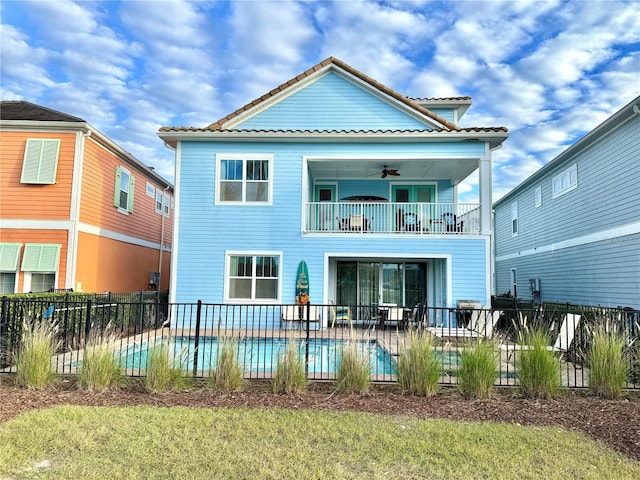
{"left": 494, "top": 95, "right": 640, "bottom": 309}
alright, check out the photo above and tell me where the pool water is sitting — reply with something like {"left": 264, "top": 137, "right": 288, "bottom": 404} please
{"left": 119, "top": 337, "right": 399, "bottom": 375}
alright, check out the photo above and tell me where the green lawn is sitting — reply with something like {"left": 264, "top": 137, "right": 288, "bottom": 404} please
{"left": 1, "top": 406, "right": 638, "bottom": 479}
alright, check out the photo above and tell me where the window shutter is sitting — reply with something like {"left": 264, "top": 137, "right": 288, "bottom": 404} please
{"left": 114, "top": 166, "right": 122, "bottom": 207}
{"left": 20, "top": 139, "right": 60, "bottom": 184}
{"left": 0, "top": 243, "right": 22, "bottom": 271}
{"left": 21, "top": 244, "right": 61, "bottom": 272}
{"left": 128, "top": 175, "right": 135, "bottom": 212}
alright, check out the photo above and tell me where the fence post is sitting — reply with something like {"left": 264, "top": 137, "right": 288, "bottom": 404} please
{"left": 305, "top": 302, "right": 310, "bottom": 377}
{"left": 193, "top": 300, "right": 202, "bottom": 376}
{"left": 0, "top": 296, "right": 8, "bottom": 368}
{"left": 138, "top": 291, "right": 144, "bottom": 333}
{"left": 84, "top": 299, "right": 93, "bottom": 345}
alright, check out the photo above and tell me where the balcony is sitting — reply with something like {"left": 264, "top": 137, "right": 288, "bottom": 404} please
{"left": 305, "top": 202, "right": 481, "bottom": 235}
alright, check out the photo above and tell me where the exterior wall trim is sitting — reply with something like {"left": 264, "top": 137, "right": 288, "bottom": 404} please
{"left": 495, "top": 221, "right": 640, "bottom": 262}
{"left": 78, "top": 223, "right": 170, "bottom": 251}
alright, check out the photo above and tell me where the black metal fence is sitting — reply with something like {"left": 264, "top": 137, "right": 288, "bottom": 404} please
{"left": 1, "top": 297, "right": 638, "bottom": 389}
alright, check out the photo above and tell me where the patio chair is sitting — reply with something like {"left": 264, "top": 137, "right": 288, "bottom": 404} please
{"left": 330, "top": 303, "right": 351, "bottom": 328}
{"left": 281, "top": 305, "right": 321, "bottom": 330}
{"left": 428, "top": 309, "right": 502, "bottom": 338}
{"left": 500, "top": 313, "right": 581, "bottom": 360}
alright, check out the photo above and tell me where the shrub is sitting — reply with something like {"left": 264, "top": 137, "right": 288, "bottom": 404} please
{"left": 15, "top": 319, "right": 58, "bottom": 389}
{"left": 208, "top": 338, "right": 244, "bottom": 392}
{"left": 272, "top": 338, "right": 307, "bottom": 394}
{"left": 396, "top": 330, "right": 440, "bottom": 397}
{"left": 516, "top": 328, "right": 561, "bottom": 399}
{"left": 77, "top": 333, "right": 123, "bottom": 391}
{"left": 588, "top": 323, "right": 628, "bottom": 399}
{"left": 458, "top": 340, "right": 498, "bottom": 399}
{"left": 144, "top": 343, "right": 190, "bottom": 393}
{"left": 335, "top": 340, "right": 371, "bottom": 394}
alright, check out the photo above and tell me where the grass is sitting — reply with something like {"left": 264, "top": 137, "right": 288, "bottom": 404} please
{"left": 272, "top": 338, "right": 307, "bottom": 394}
{"left": 77, "top": 333, "right": 123, "bottom": 391}
{"left": 1, "top": 406, "right": 639, "bottom": 479}
{"left": 588, "top": 322, "right": 628, "bottom": 399}
{"left": 335, "top": 340, "right": 371, "bottom": 394}
{"left": 208, "top": 337, "right": 244, "bottom": 392}
{"left": 144, "top": 343, "right": 191, "bottom": 393}
{"left": 396, "top": 329, "right": 440, "bottom": 396}
{"left": 457, "top": 340, "right": 498, "bottom": 399}
{"left": 15, "top": 319, "right": 58, "bottom": 389}
{"left": 516, "top": 327, "right": 561, "bottom": 399}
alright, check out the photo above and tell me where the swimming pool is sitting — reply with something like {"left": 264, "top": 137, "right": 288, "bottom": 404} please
{"left": 118, "top": 337, "right": 400, "bottom": 376}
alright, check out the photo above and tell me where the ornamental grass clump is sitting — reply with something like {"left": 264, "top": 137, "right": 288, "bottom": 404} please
{"left": 517, "top": 327, "right": 561, "bottom": 399}
{"left": 458, "top": 340, "right": 498, "bottom": 399}
{"left": 335, "top": 340, "right": 371, "bottom": 394}
{"left": 15, "top": 319, "right": 59, "bottom": 389}
{"left": 396, "top": 329, "right": 440, "bottom": 397}
{"left": 272, "top": 338, "right": 307, "bottom": 394}
{"left": 77, "top": 333, "right": 123, "bottom": 391}
{"left": 144, "top": 342, "right": 190, "bottom": 393}
{"left": 588, "top": 322, "right": 628, "bottom": 399}
{"left": 209, "top": 338, "right": 244, "bottom": 392}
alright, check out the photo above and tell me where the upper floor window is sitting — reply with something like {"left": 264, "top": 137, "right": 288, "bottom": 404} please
{"left": 511, "top": 201, "right": 518, "bottom": 236}
{"left": 226, "top": 253, "right": 280, "bottom": 302}
{"left": 114, "top": 166, "right": 135, "bottom": 213}
{"left": 146, "top": 182, "right": 155, "bottom": 197}
{"left": 216, "top": 154, "right": 272, "bottom": 204}
{"left": 156, "top": 190, "right": 171, "bottom": 216}
{"left": 552, "top": 164, "right": 577, "bottom": 198}
{"left": 20, "top": 139, "right": 61, "bottom": 184}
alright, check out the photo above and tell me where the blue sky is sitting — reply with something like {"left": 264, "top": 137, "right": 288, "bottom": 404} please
{"left": 2, "top": 0, "right": 639, "bottom": 202}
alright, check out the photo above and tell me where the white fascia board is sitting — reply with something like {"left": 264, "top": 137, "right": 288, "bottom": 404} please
{"left": 0, "top": 120, "right": 90, "bottom": 133}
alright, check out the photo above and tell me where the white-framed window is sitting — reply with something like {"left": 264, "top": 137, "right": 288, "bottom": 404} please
{"left": 0, "top": 243, "right": 22, "bottom": 294}
{"left": 156, "top": 190, "right": 170, "bottom": 216}
{"left": 510, "top": 268, "right": 518, "bottom": 297}
{"left": 225, "top": 252, "right": 281, "bottom": 302}
{"left": 552, "top": 164, "right": 577, "bottom": 198}
{"left": 21, "top": 243, "right": 60, "bottom": 293}
{"left": 511, "top": 201, "right": 518, "bottom": 236}
{"left": 216, "top": 154, "right": 272, "bottom": 205}
{"left": 114, "top": 166, "right": 135, "bottom": 213}
{"left": 534, "top": 186, "right": 542, "bottom": 208}
{"left": 20, "top": 138, "right": 61, "bottom": 184}
{"left": 146, "top": 182, "right": 155, "bottom": 197}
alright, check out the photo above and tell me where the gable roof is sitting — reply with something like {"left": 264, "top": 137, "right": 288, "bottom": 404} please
{"left": 0, "top": 100, "right": 85, "bottom": 122}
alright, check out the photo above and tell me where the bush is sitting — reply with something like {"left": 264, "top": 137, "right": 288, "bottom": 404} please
{"left": 144, "top": 343, "right": 190, "bottom": 393}
{"left": 458, "top": 340, "right": 498, "bottom": 399}
{"left": 208, "top": 338, "right": 244, "bottom": 392}
{"left": 272, "top": 338, "right": 307, "bottom": 394}
{"left": 77, "top": 333, "right": 123, "bottom": 391}
{"left": 588, "top": 323, "right": 628, "bottom": 399}
{"left": 335, "top": 340, "right": 371, "bottom": 394}
{"left": 15, "top": 319, "right": 58, "bottom": 389}
{"left": 516, "top": 328, "right": 561, "bottom": 399}
{"left": 396, "top": 330, "right": 440, "bottom": 397}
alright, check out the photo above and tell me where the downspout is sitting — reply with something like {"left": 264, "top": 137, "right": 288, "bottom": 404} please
{"left": 488, "top": 143, "right": 503, "bottom": 302}
{"left": 158, "top": 185, "right": 170, "bottom": 290}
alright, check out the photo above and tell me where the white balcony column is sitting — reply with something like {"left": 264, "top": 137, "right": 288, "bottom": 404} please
{"left": 479, "top": 156, "right": 492, "bottom": 235}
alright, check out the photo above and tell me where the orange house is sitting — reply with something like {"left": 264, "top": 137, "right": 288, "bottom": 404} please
{"left": 0, "top": 101, "right": 173, "bottom": 294}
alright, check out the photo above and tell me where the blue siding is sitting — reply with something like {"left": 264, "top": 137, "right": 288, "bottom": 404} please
{"left": 237, "top": 72, "right": 432, "bottom": 131}
{"left": 428, "top": 108, "right": 455, "bottom": 123}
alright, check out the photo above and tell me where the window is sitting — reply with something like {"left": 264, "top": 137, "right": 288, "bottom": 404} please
{"left": 0, "top": 243, "right": 21, "bottom": 294}
{"left": 226, "top": 253, "right": 280, "bottom": 302}
{"left": 552, "top": 164, "right": 577, "bottom": 198}
{"left": 146, "top": 182, "right": 155, "bottom": 197}
{"left": 216, "top": 154, "right": 272, "bottom": 204}
{"left": 511, "top": 201, "right": 518, "bottom": 236}
{"left": 156, "top": 190, "right": 170, "bottom": 216}
{"left": 534, "top": 186, "right": 542, "bottom": 208}
{"left": 21, "top": 244, "right": 60, "bottom": 293}
{"left": 510, "top": 268, "right": 518, "bottom": 297}
{"left": 20, "top": 139, "right": 61, "bottom": 184}
{"left": 114, "top": 166, "right": 135, "bottom": 213}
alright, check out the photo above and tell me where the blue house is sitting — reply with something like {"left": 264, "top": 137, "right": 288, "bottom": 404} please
{"left": 159, "top": 57, "right": 508, "bottom": 328}
{"left": 494, "top": 95, "right": 640, "bottom": 310}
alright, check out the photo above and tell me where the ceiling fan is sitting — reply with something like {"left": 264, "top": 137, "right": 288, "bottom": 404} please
{"left": 380, "top": 165, "right": 400, "bottom": 179}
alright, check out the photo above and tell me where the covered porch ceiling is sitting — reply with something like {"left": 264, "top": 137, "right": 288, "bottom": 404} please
{"left": 308, "top": 157, "right": 479, "bottom": 185}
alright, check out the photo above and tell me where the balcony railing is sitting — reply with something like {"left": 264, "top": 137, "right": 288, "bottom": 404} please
{"left": 305, "top": 202, "right": 481, "bottom": 234}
